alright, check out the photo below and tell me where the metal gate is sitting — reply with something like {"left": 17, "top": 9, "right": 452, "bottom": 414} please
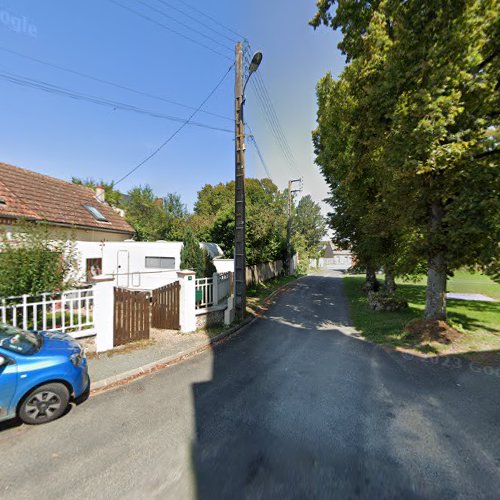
{"left": 151, "top": 282, "right": 180, "bottom": 330}
{"left": 114, "top": 287, "right": 150, "bottom": 346}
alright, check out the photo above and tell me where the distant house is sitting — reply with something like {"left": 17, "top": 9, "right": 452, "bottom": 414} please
{"left": 318, "top": 240, "right": 354, "bottom": 269}
{"left": 0, "top": 162, "right": 135, "bottom": 280}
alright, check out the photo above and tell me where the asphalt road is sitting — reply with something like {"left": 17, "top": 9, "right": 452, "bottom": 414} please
{"left": 1, "top": 271, "right": 499, "bottom": 499}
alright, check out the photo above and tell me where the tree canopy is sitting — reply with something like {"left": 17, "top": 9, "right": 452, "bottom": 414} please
{"left": 312, "top": 0, "right": 500, "bottom": 319}
{"left": 192, "top": 178, "right": 289, "bottom": 266}
{"left": 293, "top": 195, "right": 327, "bottom": 258}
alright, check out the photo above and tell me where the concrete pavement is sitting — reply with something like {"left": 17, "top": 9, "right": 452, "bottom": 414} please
{"left": 1, "top": 270, "right": 499, "bottom": 499}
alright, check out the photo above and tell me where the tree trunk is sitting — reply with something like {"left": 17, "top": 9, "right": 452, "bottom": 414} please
{"left": 424, "top": 200, "right": 447, "bottom": 320}
{"left": 365, "top": 262, "right": 380, "bottom": 292}
{"left": 425, "top": 253, "right": 447, "bottom": 320}
{"left": 384, "top": 269, "right": 397, "bottom": 294}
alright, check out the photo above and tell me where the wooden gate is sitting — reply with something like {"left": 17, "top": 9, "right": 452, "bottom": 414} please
{"left": 114, "top": 287, "right": 150, "bottom": 346}
{"left": 151, "top": 282, "right": 180, "bottom": 330}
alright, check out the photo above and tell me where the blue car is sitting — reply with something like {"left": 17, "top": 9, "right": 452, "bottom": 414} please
{"left": 0, "top": 324, "right": 89, "bottom": 425}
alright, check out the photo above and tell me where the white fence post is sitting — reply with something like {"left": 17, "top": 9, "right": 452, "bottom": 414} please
{"left": 22, "top": 294, "right": 28, "bottom": 330}
{"left": 224, "top": 295, "right": 234, "bottom": 326}
{"left": 212, "top": 272, "right": 219, "bottom": 305}
{"left": 177, "top": 270, "right": 196, "bottom": 333}
{"left": 92, "top": 275, "right": 115, "bottom": 352}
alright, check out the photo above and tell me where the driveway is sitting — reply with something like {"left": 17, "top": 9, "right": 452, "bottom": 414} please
{"left": 1, "top": 270, "right": 499, "bottom": 499}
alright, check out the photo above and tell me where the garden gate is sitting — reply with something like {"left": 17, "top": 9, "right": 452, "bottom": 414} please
{"left": 114, "top": 287, "right": 150, "bottom": 346}
{"left": 151, "top": 282, "right": 180, "bottom": 330}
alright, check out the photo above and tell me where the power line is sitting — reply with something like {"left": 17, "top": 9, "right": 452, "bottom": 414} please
{"left": 179, "top": 0, "right": 246, "bottom": 41}
{"left": 254, "top": 72, "right": 298, "bottom": 166}
{"left": 250, "top": 77, "right": 294, "bottom": 165}
{"left": 243, "top": 46, "right": 301, "bottom": 177}
{"left": 0, "top": 70, "right": 233, "bottom": 133}
{"left": 243, "top": 42, "right": 297, "bottom": 163}
{"left": 0, "top": 46, "right": 233, "bottom": 122}
{"left": 247, "top": 56, "right": 297, "bottom": 166}
{"left": 133, "top": 0, "right": 233, "bottom": 53}
{"left": 114, "top": 63, "right": 234, "bottom": 186}
{"left": 246, "top": 128, "right": 274, "bottom": 181}
{"left": 248, "top": 75, "right": 299, "bottom": 174}
{"left": 107, "top": 0, "right": 232, "bottom": 60}
{"left": 153, "top": 0, "right": 238, "bottom": 44}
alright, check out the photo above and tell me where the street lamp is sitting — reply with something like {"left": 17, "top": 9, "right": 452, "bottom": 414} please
{"left": 240, "top": 50, "right": 262, "bottom": 123}
{"left": 234, "top": 45, "right": 262, "bottom": 320}
{"left": 245, "top": 51, "right": 263, "bottom": 91}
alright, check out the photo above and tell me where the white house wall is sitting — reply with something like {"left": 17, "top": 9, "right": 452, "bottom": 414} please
{"left": 213, "top": 258, "right": 234, "bottom": 273}
{"left": 76, "top": 240, "right": 184, "bottom": 287}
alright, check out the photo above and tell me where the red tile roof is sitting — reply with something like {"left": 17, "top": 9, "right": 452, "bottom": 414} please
{"left": 0, "top": 162, "right": 134, "bottom": 235}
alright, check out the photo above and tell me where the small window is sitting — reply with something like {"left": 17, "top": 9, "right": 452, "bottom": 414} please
{"left": 86, "top": 258, "right": 103, "bottom": 282}
{"left": 145, "top": 256, "right": 175, "bottom": 269}
{"left": 83, "top": 205, "right": 108, "bottom": 222}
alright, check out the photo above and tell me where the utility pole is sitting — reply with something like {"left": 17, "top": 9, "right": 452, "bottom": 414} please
{"left": 234, "top": 42, "right": 246, "bottom": 320}
{"left": 286, "top": 178, "right": 302, "bottom": 274}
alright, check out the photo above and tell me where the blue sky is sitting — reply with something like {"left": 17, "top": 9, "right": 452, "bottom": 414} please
{"left": 0, "top": 0, "right": 344, "bottom": 211}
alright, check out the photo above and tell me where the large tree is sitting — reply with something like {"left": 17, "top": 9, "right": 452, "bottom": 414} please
{"left": 121, "top": 186, "right": 189, "bottom": 242}
{"left": 71, "top": 177, "right": 123, "bottom": 207}
{"left": 312, "top": 0, "right": 500, "bottom": 319}
{"left": 293, "top": 195, "right": 327, "bottom": 258}
{"left": 122, "top": 186, "right": 167, "bottom": 241}
{"left": 191, "top": 178, "right": 288, "bottom": 265}
{"left": 163, "top": 193, "right": 189, "bottom": 241}
{"left": 180, "top": 228, "right": 205, "bottom": 278}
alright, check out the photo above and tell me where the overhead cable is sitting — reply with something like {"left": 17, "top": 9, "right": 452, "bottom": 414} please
{"left": 107, "top": 0, "right": 232, "bottom": 60}
{"left": 0, "top": 70, "right": 233, "bottom": 133}
{"left": 0, "top": 46, "right": 233, "bottom": 122}
{"left": 134, "top": 0, "right": 233, "bottom": 53}
{"left": 114, "top": 62, "right": 234, "bottom": 185}
{"left": 153, "top": 0, "right": 238, "bottom": 44}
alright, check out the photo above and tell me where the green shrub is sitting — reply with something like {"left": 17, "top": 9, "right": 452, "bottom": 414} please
{"left": 0, "top": 222, "right": 79, "bottom": 297}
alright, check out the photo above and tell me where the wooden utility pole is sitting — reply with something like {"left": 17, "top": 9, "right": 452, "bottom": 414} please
{"left": 286, "top": 178, "right": 302, "bottom": 274}
{"left": 234, "top": 42, "right": 246, "bottom": 320}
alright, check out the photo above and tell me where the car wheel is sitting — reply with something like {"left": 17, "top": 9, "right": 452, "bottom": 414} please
{"left": 19, "top": 383, "right": 70, "bottom": 425}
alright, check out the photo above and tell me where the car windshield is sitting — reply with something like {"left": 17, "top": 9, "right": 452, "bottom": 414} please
{"left": 0, "top": 324, "right": 41, "bottom": 355}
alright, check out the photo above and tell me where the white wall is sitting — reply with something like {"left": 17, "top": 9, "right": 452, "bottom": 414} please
{"left": 310, "top": 255, "right": 353, "bottom": 270}
{"left": 0, "top": 223, "right": 131, "bottom": 243}
{"left": 213, "top": 258, "right": 234, "bottom": 273}
{"left": 75, "top": 241, "right": 184, "bottom": 287}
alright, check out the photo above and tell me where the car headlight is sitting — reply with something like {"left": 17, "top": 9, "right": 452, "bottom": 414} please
{"left": 70, "top": 353, "right": 83, "bottom": 366}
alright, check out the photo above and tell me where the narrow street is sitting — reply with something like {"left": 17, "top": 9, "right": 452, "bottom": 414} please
{"left": 1, "top": 270, "right": 499, "bottom": 499}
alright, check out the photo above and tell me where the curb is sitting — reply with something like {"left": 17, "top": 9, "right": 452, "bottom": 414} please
{"left": 89, "top": 277, "right": 301, "bottom": 395}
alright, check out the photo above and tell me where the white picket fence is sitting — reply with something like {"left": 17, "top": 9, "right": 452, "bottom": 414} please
{"left": 217, "top": 272, "right": 232, "bottom": 303}
{"left": 0, "top": 287, "right": 95, "bottom": 338}
{"left": 195, "top": 272, "right": 232, "bottom": 310}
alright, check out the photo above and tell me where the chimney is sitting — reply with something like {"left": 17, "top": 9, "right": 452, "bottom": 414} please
{"left": 95, "top": 185, "right": 105, "bottom": 203}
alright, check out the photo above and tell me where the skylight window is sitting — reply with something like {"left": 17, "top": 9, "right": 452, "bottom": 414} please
{"left": 0, "top": 197, "right": 6, "bottom": 205}
{"left": 83, "top": 204, "right": 108, "bottom": 222}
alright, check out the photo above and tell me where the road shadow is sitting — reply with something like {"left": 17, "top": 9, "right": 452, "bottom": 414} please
{"left": 189, "top": 273, "right": 500, "bottom": 498}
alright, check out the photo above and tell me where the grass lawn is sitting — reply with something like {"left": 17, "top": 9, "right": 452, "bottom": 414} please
{"left": 343, "top": 271, "right": 500, "bottom": 358}
{"left": 246, "top": 274, "right": 304, "bottom": 315}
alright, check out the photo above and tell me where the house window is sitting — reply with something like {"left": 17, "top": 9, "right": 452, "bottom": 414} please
{"left": 86, "top": 258, "right": 102, "bottom": 281}
{"left": 83, "top": 205, "right": 108, "bottom": 222}
{"left": 145, "top": 256, "right": 175, "bottom": 269}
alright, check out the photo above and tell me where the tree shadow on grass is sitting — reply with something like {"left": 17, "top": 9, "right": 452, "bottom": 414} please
{"left": 344, "top": 278, "right": 499, "bottom": 351}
